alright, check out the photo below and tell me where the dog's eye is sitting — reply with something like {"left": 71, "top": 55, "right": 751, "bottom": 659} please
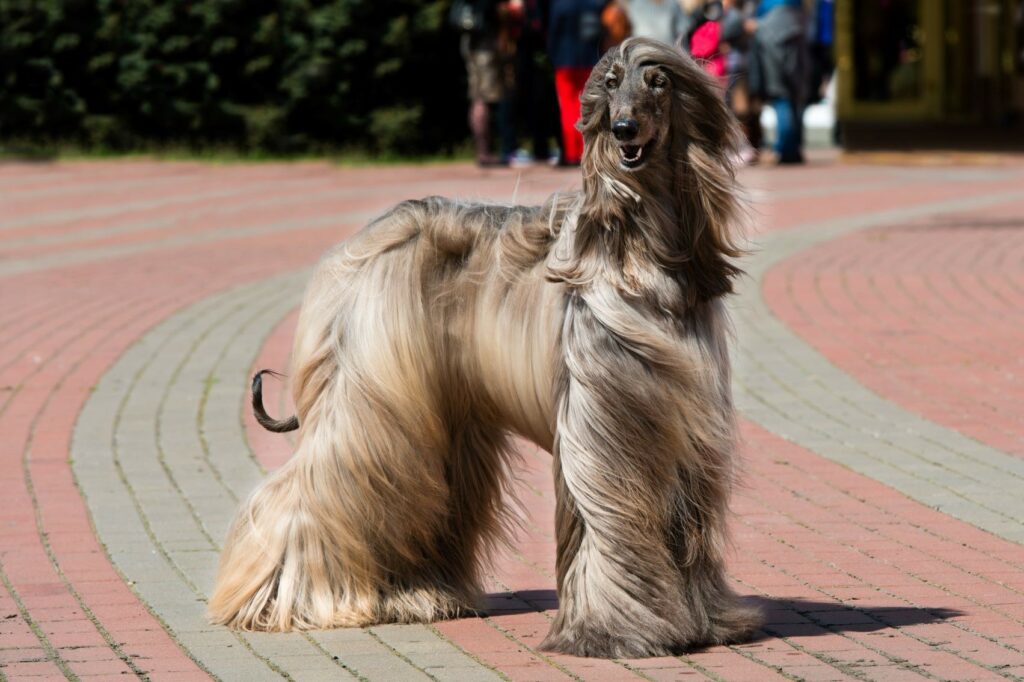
{"left": 605, "top": 76, "right": 618, "bottom": 90}
{"left": 649, "top": 74, "right": 668, "bottom": 89}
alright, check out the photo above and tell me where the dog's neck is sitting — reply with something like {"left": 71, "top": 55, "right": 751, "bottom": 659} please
{"left": 548, "top": 155, "right": 696, "bottom": 315}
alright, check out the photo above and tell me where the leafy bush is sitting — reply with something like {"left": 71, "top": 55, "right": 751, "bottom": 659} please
{"left": 0, "top": 0, "right": 467, "bottom": 155}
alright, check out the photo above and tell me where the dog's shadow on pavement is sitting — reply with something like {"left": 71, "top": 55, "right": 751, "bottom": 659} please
{"left": 483, "top": 591, "right": 963, "bottom": 643}
{"left": 738, "top": 596, "right": 964, "bottom": 643}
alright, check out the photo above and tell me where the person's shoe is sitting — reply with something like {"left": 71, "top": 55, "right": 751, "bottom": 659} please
{"left": 509, "top": 150, "right": 535, "bottom": 168}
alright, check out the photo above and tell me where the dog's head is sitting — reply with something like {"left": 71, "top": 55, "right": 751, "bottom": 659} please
{"left": 572, "top": 38, "right": 745, "bottom": 303}
{"left": 580, "top": 41, "right": 674, "bottom": 172}
{"left": 579, "top": 37, "right": 738, "bottom": 175}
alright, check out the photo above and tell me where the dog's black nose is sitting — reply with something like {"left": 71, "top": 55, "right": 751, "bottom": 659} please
{"left": 612, "top": 119, "right": 639, "bottom": 141}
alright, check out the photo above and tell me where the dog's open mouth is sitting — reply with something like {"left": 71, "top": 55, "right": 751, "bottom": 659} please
{"left": 619, "top": 139, "right": 654, "bottom": 170}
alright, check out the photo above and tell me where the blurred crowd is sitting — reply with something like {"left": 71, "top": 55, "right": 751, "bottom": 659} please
{"left": 451, "top": 0, "right": 834, "bottom": 167}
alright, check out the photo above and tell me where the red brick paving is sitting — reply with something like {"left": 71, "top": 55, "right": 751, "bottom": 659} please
{"left": 764, "top": 196, "right": 1024, "bottom": 457}
{"left": 3, "top": 155, "right": 1024, "bottom": 680}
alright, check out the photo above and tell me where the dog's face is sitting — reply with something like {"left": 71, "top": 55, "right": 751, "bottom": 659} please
{"left": 579, "top": 39, "right": 735, "bottom": 181}
{"left": 574, "top": 39, "right": 744, "bottom": 302}
{"left": 600, "top": 59, "right": 673, "bottom": 172}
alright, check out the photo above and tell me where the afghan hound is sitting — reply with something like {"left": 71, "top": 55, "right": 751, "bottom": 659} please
{"left": 209, "top": 37, "right": 760, "bottom": 658}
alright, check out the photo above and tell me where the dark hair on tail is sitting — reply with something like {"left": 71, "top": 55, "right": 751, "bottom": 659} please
{"left": 251, "top": 370, "right": 299, "bottom": 433}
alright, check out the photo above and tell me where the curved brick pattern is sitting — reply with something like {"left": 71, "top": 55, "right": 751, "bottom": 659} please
{"left": 747, "top": 164, "right": 1024, "bottom": 234}
{"left": 733, "top": 187, "right": 1024, "bottom": 543}
{"left": 3, "top": 155, "right": 1024, "bottom": 681}
{"left": 764, "top": 198, "right": 1024, "bottom": 458}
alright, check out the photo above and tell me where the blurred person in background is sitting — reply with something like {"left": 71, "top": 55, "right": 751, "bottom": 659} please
{"left": 513, "top": 0, "right": 564, "bottom": 164}
{"left": 684, "top": 1, "right": 727, "bottom": 82}
{"left": 601, "top": 0, "right": 631, "bottom": 50}
{"left": 548, "top": 0, "right": 605, "bottom": 166}
{"left": 625, "top": 0, "right": 688, "bottom": 46}
{"left": 720, "top": 0, "right": 762, "bottom": 163}
{"left": 748, "top": 0, "right": 807, "bottom": 164}
{"left": 680, "top": 0, "right": 763, "bottom": 164}
{"left": 497, "top": 1, "right": 523, "bottom": 163}
{"left": 452, "top": 0, "right": 513, "bottom": 166}
{"left": 805, "top": 0, "right": 834, "bottom": 105}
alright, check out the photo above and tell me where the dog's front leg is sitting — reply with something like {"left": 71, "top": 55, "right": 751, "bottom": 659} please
{"left": 539, "top": 296, "right": 700, "bottom": 658}
{"left": 541, "top": 448, "right": 691, "bottom": 658}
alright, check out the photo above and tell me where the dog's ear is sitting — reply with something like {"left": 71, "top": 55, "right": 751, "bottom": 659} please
{"left": 577, "top": 50, "right": 617, "bottom": 137}
{"left": 667, "top": 55, "right": 746, "bottom": 304}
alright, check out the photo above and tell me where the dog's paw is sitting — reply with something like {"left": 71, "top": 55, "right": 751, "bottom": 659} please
{"left": 539, "top": 625, "right": 681, "bottom": 659}
{"left": 705, "top": 600, "right": 763, "bottom": 645}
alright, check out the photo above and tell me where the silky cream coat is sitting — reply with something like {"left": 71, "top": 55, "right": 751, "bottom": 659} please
{"left": 209, "top": 38, "right": 760, "bottom": 658}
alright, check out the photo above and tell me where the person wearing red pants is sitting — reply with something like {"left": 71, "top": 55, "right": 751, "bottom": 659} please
{"left": 548, "top": 0, "right": 605, "bottom": 166}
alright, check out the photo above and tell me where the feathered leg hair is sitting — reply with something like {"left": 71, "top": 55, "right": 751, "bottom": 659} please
{"left": 209, "top": 207, "right": 517, "bottom": 630}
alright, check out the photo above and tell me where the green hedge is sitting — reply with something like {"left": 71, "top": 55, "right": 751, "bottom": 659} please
{"left": 0, "top": 0, "right": 467, "bottom": 154}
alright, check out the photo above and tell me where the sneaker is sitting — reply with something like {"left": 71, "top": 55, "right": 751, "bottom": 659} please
{"left": 508, "top": 149, "right": 534, "bottom": 168}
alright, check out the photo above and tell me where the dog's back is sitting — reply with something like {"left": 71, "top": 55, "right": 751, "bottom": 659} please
{"left": 294, "top": 194, "right": 577, "bottom": 449}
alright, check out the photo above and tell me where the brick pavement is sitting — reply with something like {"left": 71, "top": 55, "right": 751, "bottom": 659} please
{"left": 2, "top": 153, "right": 1023, "bottom": 680}
{"left": 763, "top": 199, "right": 1024, "bottom": 458}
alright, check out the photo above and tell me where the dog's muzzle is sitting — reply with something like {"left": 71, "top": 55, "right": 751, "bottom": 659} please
{"left": 612, "top": 118, "right": 653, "bottom": 170}
{"left": 618, "top": 137, "right": 655, "bottom": 170}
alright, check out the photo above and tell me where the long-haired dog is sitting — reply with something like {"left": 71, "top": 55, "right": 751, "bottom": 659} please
{"left": 209, "top": 38, "right": 759, "bottom": 658}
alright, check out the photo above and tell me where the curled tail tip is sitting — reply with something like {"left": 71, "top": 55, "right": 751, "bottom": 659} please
{"left": 251, "top": 369, "right": 299, "bottom": 433}
{"left": 252, "top": 368, "right": 285, "bottom": 390}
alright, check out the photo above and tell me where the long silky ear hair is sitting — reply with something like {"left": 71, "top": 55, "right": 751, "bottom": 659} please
{"left": 574, "top": 38, "right": 747, "bottom": 305}
{"left": 659, "top": 41, "right": 747, "bottom": 303}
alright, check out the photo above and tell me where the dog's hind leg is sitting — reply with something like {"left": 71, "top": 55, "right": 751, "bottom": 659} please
{"left": 209, "top": 240, "right": 507, "bottom": 631}
{"left": 206, "top": 373, "right": 454, "bottom": 631}
{"left": 208, "top": 410, "right": 511, "bottom": 631}
{"left": 209, "top": 196, "right": 530, "bottom": 631}
{"left": 378, "top": 418, "right": 517, "bottom": 622}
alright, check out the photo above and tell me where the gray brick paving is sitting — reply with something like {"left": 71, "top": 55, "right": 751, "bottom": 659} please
{"left": 72, "top": 269, "right": 500, "bottom": 681}
{"left": 372, "top": 624, "right": 501, "bottom": 681}
{"left": 732, "top": 188, "right": 1024, "bottom": 544}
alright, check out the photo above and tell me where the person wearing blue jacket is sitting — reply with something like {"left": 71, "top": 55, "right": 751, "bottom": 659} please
{"left": 748, "top": 0, "right": 808, "bottom": 163}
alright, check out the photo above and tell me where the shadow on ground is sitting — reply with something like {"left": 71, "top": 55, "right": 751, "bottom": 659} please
{"left": 483, "top": 590, "right": 963, "bottom": 641}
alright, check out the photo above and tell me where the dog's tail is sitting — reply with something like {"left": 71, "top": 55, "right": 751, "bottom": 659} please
{"left": 252, "top": 370, "right": 299, "bottom": 433}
